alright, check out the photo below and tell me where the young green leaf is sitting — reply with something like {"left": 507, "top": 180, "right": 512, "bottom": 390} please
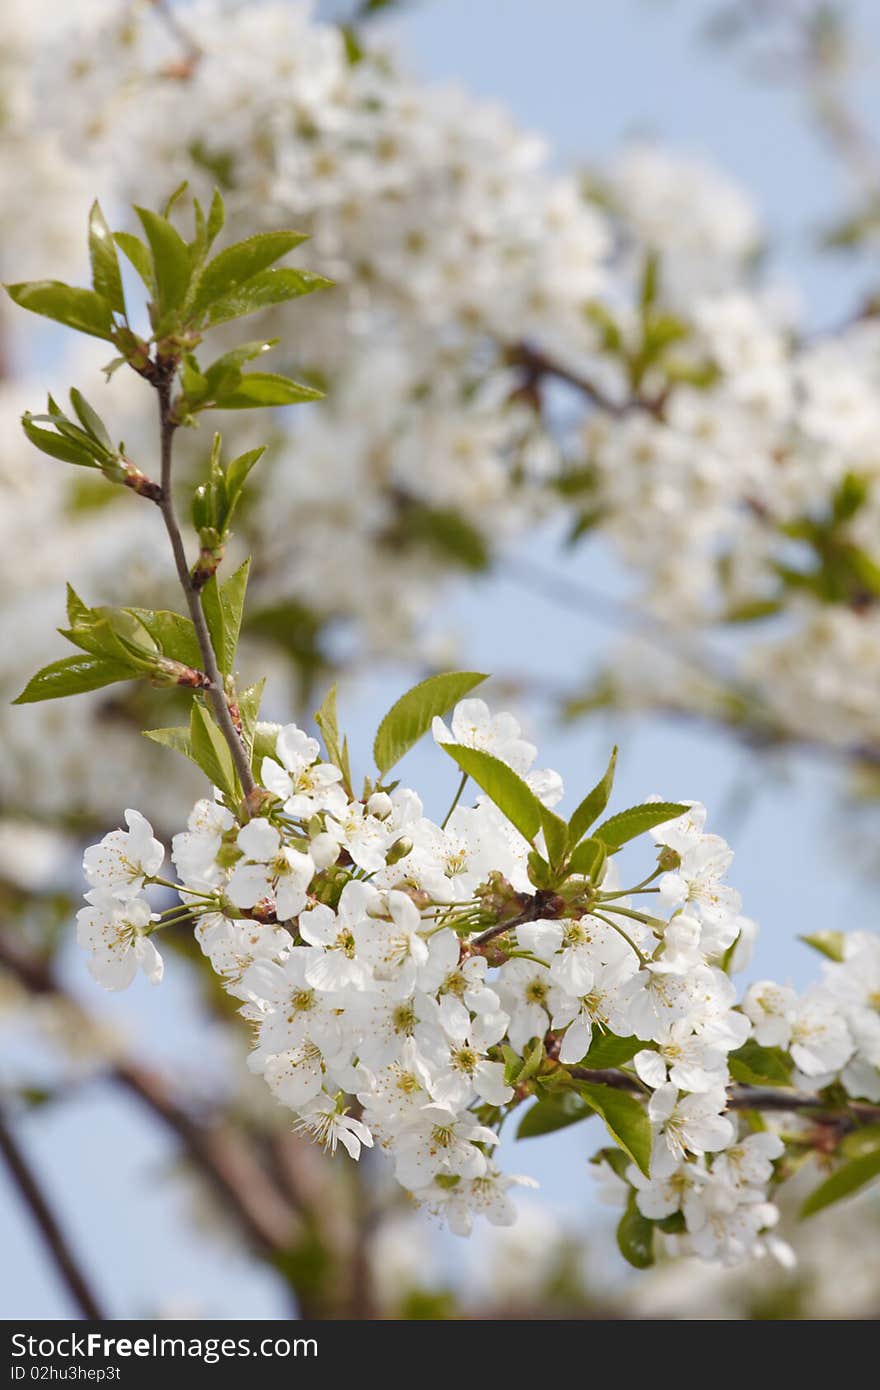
{"left": 373, "top": 671, "right": 487, "bottom": 776}
{"left": 593, "top": 801, "right": 689, "bottom": 851}
{"left": 540, "top": 805, "right": 570, "bottom": 873}
{"left": 225, "top": 446, "right": 266, "bottom": 506}
{"left": 516, "top": 1091, "right": 593, "bottom": 1139}
{"left": 799, "top": 931, "right": 846, "bottom": 963}
{"left": 438, "top": 743, "right": 544, "bottom": 846}
{"left": 68, "top": 389, "right": 114, "bottom": 455}
{"left": 88, "top": 201, "right": 126, "bottom": 316}
{"left": 189, "top": 702, "right": 239, "bottom": 799}
{"left": 125, "top": 609, "right": 203, "bottom": 670}
{"left": 577, "top": 1033, "right": 643, "bottom": 1070}
{"left": 5, "top": 281, "right": 114, "bottom": 340}
{"left": 566, "top": 836, "right": 606, "bottom": 882}
{"left": 204, "top": 266, "right": 332, "bottom": 326}
{"left": 189, "top": 231, "right": 309, "bottom": 319}
{"left": 201, "top": 559, "right": 250, "bottom": 675}
{"left": 568, "top": 746, "right": 617, "bottom": 846}
{"left": 728, "top": 1040, "right": 792, "bottom": 1088}
{"left": 113, "top": 232, "right": 155, "bottom": 293}
{"left": 314, "top": 683, "right": 351, "bottom": 789}
{"left": 13, "top": 654, "right": 134, "bottom": 704}
{"left": 577, "top": 1082, "right": 652, "bottom": 1176}
{"left": 237, "top": 679, "right": 266, "bottom": 759}
{"left": 801, "top": 1147, "right": 880, "bottom": 1218}
{"left": 206, "top": 189, "right": 225, "bottom": 247}
{"left": 209, "top": 371, "right": 323, "bottom": 410}
{"left": 142, "top": 725, "right": 192, "bottom": 759}
{"left": 134, "top": 206, "right": 193, "bottom": 318}
{"left": 401, "top": 504, "right": 490, "bottom": 571}
{"left": 21, "top": 415, "right": 98, "bottom": 467}
{"left": 617, "top": 1193, "right": 655, "bottom": 1269}
{"left": 201, "top": 341, "right": 278, "bottom": 397}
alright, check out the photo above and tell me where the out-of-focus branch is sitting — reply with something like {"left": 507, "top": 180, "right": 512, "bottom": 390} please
{"left": 0, "top": 931, "right": 300, "bottom": 1260}
{"left": 148, "top": 0, "right": 203, "bottom": 76}
{"left": 0, "top": 1106, "right": 105, "bottom": 1320}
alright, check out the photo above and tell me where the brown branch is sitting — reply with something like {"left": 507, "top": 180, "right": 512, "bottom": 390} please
{"left": 510, "top": 341, "right": 668, "bottom": 419}
{"left": 0, "top": 1106, "right": 105, "bottom": 1320}
{"left": 567, "top": 1065, "right": 880, "bottom": 1121}
{"left": 0, "top": 932, "right": 299, "bottom": 1258}
{"left": 148, "top": 0, "right": 203, "bottom": 75}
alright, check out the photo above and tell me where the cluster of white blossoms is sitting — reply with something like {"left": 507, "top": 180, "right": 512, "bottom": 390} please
{"left": 578, "top": 300, "right": 880, "bottom": 754}
{"left": 75, "top": 696, "right": 880, "bottom": 1256}
{"left": 0, "top": 0, "right": 876, "bottom": 843}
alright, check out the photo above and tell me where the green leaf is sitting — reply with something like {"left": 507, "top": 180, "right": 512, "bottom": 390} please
{"left": 517, "top": 1040, "right": 545, "bottom": 1084}
{"left": 439, "top": 744, "right": 544, "bottom": 847}
{"left": 5, "top": 281, "right": 114, "bottom": 340}
{"left": 800, "top": 931, "right": 846, "bottom": 963}
{"left": 728, "top": 1040, "right": 793, "bottom": 1088}
{"left": 577, "top": 1033, "right": 643, "bottom": 1070}
{"left": 831, "top": 471, "right": 869, "bottom": 525}
{"left": 201, "top": 340, "right": 278, "bottom": 397}
{"left": 517, "top": 1091, "right": 593, "bottom": 1139}
{"left": 189, "top": 702, "right": 239, "bottom": 798}
{"left": 68, "top": 389, "right": 113, "bottom": 455}
{"left": 114, "top": 232, "right": 155, "bottom": 293}
{"left": 135, "top": 206, "right": 193, "bottom": 318}
{"left": 594, "top": 801, "right": 689, "bottom": 851}
{"left": 401, "top": 505, "right": 489, "bottom": 571}
{"left": 373, "top": 671, "right": 487, "bottom": 776}
{"left": 143, "top": 725, "right": 192, "bottom": 759}
{"left": 225, "top": 446, "right": 266, "bottom": 504}
{"left": 125, "top": 609, "right": 202, "bottom": 670}
{"left": 568, "top": 747, "right": 617, "bottom": 846}
{"left": 201, "top": 559, "right": 250, "bottom": 676}
{"left": 206, "top": 189, "right": 225, "bottom": 247}
{"left": 801, "top": 1147, "right": 880, "bottom": 1218}
{"left": 723, "top": 598, "right": 784, "bottom": 624}
{"left": 209, "top": 371, "right": 323, "bottom": 410}
{"left": 566, "top": 836, "right": 606, "bottom": 882}
{"left": 21, "top": 415, "right": 98, "bottom": 467}
{"left": 88, "top": 201, "right": 125, "bottom": 316}
{"left": 189, "top": 231, "right": 309, "bottom": 319}
{"left": 617, "top": 1193, "right": 655, "bottom": 1269}
{"left": 314, "top": 682, "right": 352, "bottom": 789}
{"left": 204, "top": 266, "right": 332, "bottom": 326}
{"left": 540, "top": 806, "right": 570, "bottom": 873}
{"left": 840, "top": 1124, "right": 880, "bottom": 1160}
{"left": 13, "top": 654, "right": 133, "bottom": 704}
{"left": 577, "top": 1082, "right": 652, "bottom": 1176}
{"left": 237, "top": 679, "right": 266, "bottom": 759}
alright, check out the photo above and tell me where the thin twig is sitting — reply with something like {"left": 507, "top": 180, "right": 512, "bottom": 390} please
{"left": 0, "top": 1107, "right": 105, "bottom": 1320}
{"left": 155, "top": 377, "right": 257, "bottom": 801}
{"left": 148, "top": 0, "right": 203, "bottom": 70}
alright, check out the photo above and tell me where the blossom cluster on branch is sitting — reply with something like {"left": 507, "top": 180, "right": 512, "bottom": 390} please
{"left": 76, "top": 691, "right": 880, "bottom": 1263}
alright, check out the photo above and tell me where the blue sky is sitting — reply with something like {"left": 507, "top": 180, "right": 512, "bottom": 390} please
{"left": 3, "top": 0, "right": 880, "bottom": 1319}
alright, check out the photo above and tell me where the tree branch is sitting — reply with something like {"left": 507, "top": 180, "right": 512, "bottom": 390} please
{"left": 155, "top": 377, "right": 257, "bottom": 802}
{"left": 0, "top": 1106, "right": 105, "bottom": 1320}
{"left": 0, "top": 932, "right": 299, "bottom": 1258}
{"left": 148, "top": 0, "right": 203, "bottom": 75}
{"left": 568, "top": 1065, "right": 880, "bottom": 1120}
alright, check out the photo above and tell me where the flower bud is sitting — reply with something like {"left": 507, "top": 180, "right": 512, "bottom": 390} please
{"left": 367, "top": 791, "right": 393, "bottom": 820}
{"left": 385, "top": 835, "right": 413, "bottom": 867}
